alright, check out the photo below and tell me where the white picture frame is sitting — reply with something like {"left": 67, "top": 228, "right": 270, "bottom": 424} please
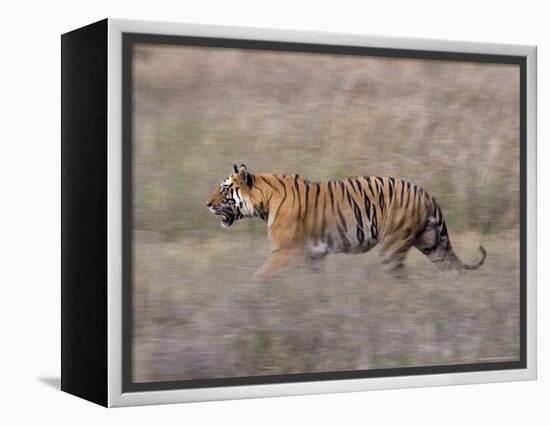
{"left": 61, "top": 18, "right": 537, "bottom": 407}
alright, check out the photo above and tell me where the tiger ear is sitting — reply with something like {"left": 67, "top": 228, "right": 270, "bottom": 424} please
{"left": 237, "top": 164, "right": 252, "bottom": 186}
{"left": 233, "top": 164, "right": 239, "bottom": 174}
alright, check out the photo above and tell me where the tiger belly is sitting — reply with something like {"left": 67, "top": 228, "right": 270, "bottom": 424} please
{"left": 308, "top": 228, "right": 378, "bottom": 256}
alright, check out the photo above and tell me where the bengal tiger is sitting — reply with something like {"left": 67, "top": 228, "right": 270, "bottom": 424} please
{"left": 206, "top": 164, "right": 486, "bottom": 280}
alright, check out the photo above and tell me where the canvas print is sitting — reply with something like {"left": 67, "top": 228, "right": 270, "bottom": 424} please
{"left": 128, "top": 41, "right": 521, "bottom": 385}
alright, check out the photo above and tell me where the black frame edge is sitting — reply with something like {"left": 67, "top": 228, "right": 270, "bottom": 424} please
{"left": 61, "top": 18, "right": 109, "bottom": 407}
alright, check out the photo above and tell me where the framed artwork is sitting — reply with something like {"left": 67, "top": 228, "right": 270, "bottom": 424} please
{"left": 61, "top": 18, "right": 537, "bottom": 407}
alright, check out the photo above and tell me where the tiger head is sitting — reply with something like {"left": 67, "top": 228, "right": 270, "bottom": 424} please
{"left": 206, "top": 164, "right": 257, "bottom": 228}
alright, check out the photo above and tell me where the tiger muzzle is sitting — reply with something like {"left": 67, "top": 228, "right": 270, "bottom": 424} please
{"left": 208, "top": 203, "right": 235, "bottom": 227}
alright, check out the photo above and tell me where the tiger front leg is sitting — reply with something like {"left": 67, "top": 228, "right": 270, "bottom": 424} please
{"left": 254, "top": 248, "right": 300, "bottom": 281}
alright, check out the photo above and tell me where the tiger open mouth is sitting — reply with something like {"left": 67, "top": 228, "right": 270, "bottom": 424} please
{"left": 212, "top": 206, "right": 235, "bottom": 227}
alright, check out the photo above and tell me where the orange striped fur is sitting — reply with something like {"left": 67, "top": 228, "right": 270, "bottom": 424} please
{"left": 207, "top": 165, "right": 486, "bottom": 280}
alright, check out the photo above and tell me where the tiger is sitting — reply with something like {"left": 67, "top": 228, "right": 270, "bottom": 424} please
{"left": 206, "top": 164, "right": 486, "bottom": 280}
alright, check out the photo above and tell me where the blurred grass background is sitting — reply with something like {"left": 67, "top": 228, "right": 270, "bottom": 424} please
{"left": 132, "top": 43, "right": 520, "bottom": 382}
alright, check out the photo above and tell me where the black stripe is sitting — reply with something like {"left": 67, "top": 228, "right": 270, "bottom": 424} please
{"left": 352, "top": 201, "right": 365, "bottom": 245}
{"left": 321, "top": 193, "right": 327, "bottom": 241}
{"left": 337, "top": 205, "right": 348, "bottom": 232}
{"left": 290, "top": 179, "right": 297, "bottom": 209}
{"left": 440, "top": 221, "right": 448, "bottom": 237}
{"left": 388, "top": 178, "right": 394, "bottom": 202}
{"left": 260, "top": 176, "right": 279, "bottom": 193}
{"left": 371, "top": 206, "right": 378, "bottom": 239}
{"left": 363, "top": 190, "right": 372, "bottom": 222}
{"left": 294, "top": 175, "right": 301, "bottom": 219}
{"left": 346, "top": 187, "right": 353, "bottom": 209}
{"left": 404, "top": 182, "right": 411, "bottom": 209}
{"left": 304, "top": 180, "right": 310, "bottom": 218}
{"left": 328, "top": 181, "right": 335, "bottom": 212}
{"left": 347, "top": 177, "right": 359, "bottom": 196}
{"left": 352, "top": 200, "right": 363, "bottom": 230}
{"left": 370, "top": 224, "right": 378, "bottom": 240}
{"left": 365, "top": 176, "right": 376, "bottom": 198}
{"left": 312, "top": 185, "right": 320, "bottom": 242}
{"left": 353, "top": 177, "right": 363, "bottom": 195}
{"left": 273, "top": 176, "right": 288, "bottom": 220}
{"left": 400, "top": 180, "right": 405, "bottom": 206}
{"left": 314, "top": 182, "right": 321, "bottom": 209}
{"left": 413, "top": 186, "right": 421, "bottom": 210}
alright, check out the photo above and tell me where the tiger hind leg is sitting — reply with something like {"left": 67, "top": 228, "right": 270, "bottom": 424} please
{"left": 379, "top": 242, "right": 413, "bottom": 277}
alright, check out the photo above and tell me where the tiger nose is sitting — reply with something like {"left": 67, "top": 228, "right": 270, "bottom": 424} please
{"left": 206, "top": 201, "right": 212, "bottom": 207}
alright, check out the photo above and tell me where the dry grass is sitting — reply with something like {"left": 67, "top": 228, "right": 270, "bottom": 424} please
{"left": 131, "top": 44, "right": 520, "bottom": 382}
{"left": 133, "top": 229, "right": 519, "bottom": 382}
